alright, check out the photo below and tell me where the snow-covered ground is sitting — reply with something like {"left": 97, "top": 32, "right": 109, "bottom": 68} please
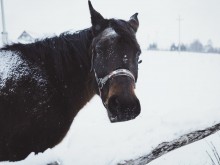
{"left": 1, "top": 50, "right": 220, "bottom": 165}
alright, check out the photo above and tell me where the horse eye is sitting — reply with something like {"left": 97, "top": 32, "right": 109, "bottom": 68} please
{"left": 138, "top": 60, "right": 142, "bottom": 64}
{"left": 136, "top": 51, "right": 142, "bottom": 64}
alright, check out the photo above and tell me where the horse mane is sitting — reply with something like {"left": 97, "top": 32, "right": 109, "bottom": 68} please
{"left": 1, "top": 28, "right": 94, "bottom": 85}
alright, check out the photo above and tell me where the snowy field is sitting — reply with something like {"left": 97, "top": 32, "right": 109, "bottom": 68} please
{"left": 1, "top": 50, "right": 220, "bottom": 165}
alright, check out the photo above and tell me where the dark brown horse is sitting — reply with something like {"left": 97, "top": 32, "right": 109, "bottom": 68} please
{"left": 0, "top": 1, "right": 141, "bottom": 161}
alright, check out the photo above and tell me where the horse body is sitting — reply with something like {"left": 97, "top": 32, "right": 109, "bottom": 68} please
{"left": 0, "top": 29, "right": 95, "bottom": 161}
{"left": 0, "top": 1, "right": 141, "bottom": 161}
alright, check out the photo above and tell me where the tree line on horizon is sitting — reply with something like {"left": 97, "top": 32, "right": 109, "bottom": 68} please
{"left": 148, "top": 40, "right": 220, "bottom": 54}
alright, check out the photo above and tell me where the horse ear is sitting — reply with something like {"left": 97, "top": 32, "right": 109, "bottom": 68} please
{"left": 128, "top": 13, "right": 139, "bottom": 33}
{"left": 88, "top": 1, "right": 105, "bottom": 32}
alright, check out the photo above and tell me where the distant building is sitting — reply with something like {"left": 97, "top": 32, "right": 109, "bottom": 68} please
{"left": 17, "top": 30, "right": 56, "bottom": 44}
{"left": 17, "top": 31, "right": 35, "bottom": 44}
{"left": 170, "top": 44, "right": 178, "bottom": 51}
{"left": 170, "top": 43, "right": 187, "bottom": 51}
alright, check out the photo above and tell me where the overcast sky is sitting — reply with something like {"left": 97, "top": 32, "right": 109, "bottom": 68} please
{"left": 1, "top": 0, "right": 220, "bottom": 48}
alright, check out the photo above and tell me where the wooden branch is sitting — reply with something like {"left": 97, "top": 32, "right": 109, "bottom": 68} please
{"left": 118, "top": 123, "right": 220, "bottom": 165}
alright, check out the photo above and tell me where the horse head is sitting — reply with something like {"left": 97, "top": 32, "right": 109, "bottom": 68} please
{"left": 89, "top": 1, "right": 141, "bottom": 123}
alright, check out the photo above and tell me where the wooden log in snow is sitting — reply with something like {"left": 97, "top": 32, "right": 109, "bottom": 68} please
{"left": 119, "top": 123, "right": 220, "bottom": 165}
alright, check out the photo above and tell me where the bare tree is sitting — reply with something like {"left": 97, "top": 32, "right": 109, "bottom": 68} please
{"left": 189, "top": 40, "right": 204, "bottom": 52}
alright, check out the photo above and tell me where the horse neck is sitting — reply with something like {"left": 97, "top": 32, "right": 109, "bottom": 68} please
{"left": 45, "top": 28, "right": 95, "bottom": 88}
{"left": 53, "top": 28, "right": 97, "bottom": 112}
{"left": 59, "top": 28, "right": 94, "bottom": 77}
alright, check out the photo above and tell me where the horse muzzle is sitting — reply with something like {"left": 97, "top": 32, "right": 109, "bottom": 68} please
{"left": 95, "top": 69, "right": 140, "bottom": 122}
{"left": 106, "top": 94, "right": 141, "bottom": 122}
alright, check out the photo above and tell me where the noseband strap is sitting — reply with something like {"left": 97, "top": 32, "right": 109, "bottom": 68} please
{"left": 94, "top": 69, "right": 136, "bottom": 90}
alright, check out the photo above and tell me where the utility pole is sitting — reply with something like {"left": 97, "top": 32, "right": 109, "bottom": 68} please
{"left": 1, "top": 0, "right": 8, "bottom": 45}
{"left": 177, "top": 15, "right": 183, "bottom": 52}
